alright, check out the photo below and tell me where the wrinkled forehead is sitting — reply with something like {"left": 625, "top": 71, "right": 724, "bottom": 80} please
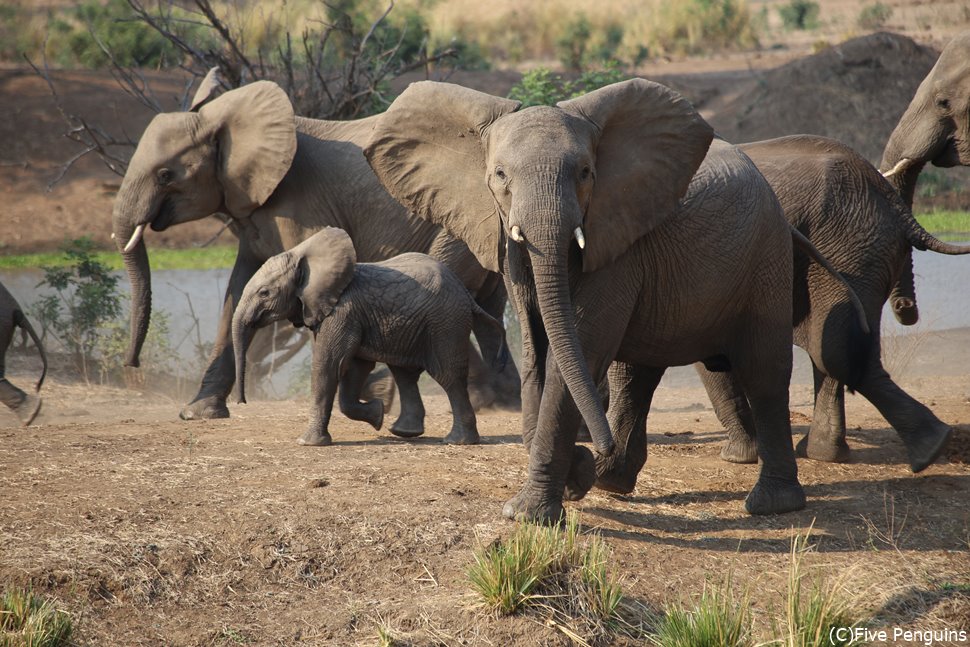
{"left": 134, "top": 112, "right": 205, "bottom": 161}
{"left": 487, "top": 106, "right": 596, "bottom": 160}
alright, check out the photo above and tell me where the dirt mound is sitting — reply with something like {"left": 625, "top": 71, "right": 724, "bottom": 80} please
{"left": 707, "top": 32, "right": 939, "bottom": 163}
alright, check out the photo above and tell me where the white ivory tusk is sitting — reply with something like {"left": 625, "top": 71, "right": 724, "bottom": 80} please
{"left": 573, "top": 227, "right": 586, "bottom": 249}
{"left": 882, "top": 158, "right": 913, "bottom": 178}
{"left": 510, "top": 225, "right": 524, "bottom": 243}
{"left": 123, "top": 224, "right": 146, "bottom": 253}
{"left": 110, "top": 232, "right": 115, "bottom": 239}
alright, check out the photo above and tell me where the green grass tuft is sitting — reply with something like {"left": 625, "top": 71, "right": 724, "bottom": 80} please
{"left": 0, "top": 589, "right": 73, "bottom": 647}
{"left": 650, "top": 575, "right": 752, "bottom": 647}
{"left": 0, "top": 245, "right": 237, "bottom": 271}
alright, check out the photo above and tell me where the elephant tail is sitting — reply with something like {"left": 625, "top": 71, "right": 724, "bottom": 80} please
{"left": 790, "top": 227, "right": 872, "bottom": 391}
{"left": 471, "top": 302, "right": 509, "bottom": 373}
{"left": 14, "top": 311, "right": 47, "bottom": 392}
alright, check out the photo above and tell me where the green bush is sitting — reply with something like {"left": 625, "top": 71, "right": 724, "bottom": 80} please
{"left": 779, "top": 0, "right": 820, "bottom": 30}
{"left": 508, "top": 62, "right": 628, "bottom": 107}
{"left": 857, "top": 3, "right": 892, "bottom": 30}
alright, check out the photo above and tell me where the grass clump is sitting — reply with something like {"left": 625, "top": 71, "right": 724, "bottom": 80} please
{"left": 468, "top": 512, "right": 637, "bottom": 642}
{"left": 0, "top": 589, "right": 73, "bottom": 647}
{"left": 915, "top": 210, "right": 970, "bottom": 241}
{"left": 777, "top": 531, "right": 865, "bottom": 647}
{"left": 650, "top": 576, "right": 752, "bottom": 647}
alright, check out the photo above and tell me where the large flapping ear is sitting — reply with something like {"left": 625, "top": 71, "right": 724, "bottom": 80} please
{"left": 198, "top": 81, "right": 297, "bottom": 217}
{"left": 295, "top": 227, "right": 357, "bottom": 327}
{"left": 189, "top": 67, "right": 225, "bottom": 112}
{"left": 559, "top": 78, "right": 714, "bottom": 272}
{"left": 364, "top": 81, "right": 521, "bottom": 273}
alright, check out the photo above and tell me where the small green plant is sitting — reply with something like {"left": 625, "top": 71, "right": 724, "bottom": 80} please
{"left": 778, "top": 531, "right": 865, "bottom": 647}
{"left": 857, "top": 2, "right": 892, "bottom": 30}
{"left": 779, "top": 0, "right": 820, "bottom": 30}
{"left": 650, "top": 575, "right": 752, "bottom": 647}
{"left": 468, "top": 512, "right": 632, "bottom": 639}
{"left": 35, "top": 237, "right": 123, "bottom": 381}
{"left": 508, "top": 62, "right": 628, "bottom": 108}
{"left": 0, "top": 588, "right": 73, "bottom": 647}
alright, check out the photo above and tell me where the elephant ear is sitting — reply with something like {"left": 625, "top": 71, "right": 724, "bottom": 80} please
{"left": 199, "top": 81, "right": 297, "bottom": 218}
{"left": 188, "top": 67, "right": 224, "bottom": 111}
{"left": 558, "top": 78, "right": 714, "bottom": 272}
{"left": 296, "top": 227, "right": 357, "bottom": 328}
{"left": 364, "top": 81, "right": 521, "bottom": 273}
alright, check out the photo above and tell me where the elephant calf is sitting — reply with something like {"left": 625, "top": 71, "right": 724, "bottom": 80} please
{"left": 232, "top": 227, "right": 506, "bottom": 446}
{"left": 0, "top": 281, "right": 46, "bottom": 426}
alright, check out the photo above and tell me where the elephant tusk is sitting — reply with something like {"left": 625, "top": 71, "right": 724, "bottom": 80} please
{"left": 123, "top": 224, "right": 146, "bottom": 253}
{"left": 510, "top": 225, "right": 524, "bottom": 243}
{"left": 110, "top": 232, "right": 115, "bottom": 239}
{"left": 573, "top": 227, "right": 586, "bottom": 250}
{"left": 882, "top": 158, "right": 913, "bottom": 178}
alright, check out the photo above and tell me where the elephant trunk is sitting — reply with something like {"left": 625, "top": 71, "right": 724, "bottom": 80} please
{"left": 528, "top": 221, "right": 614, "bottom": 457}
{"left": 112, "top": 187, "right": 154, "bottom": 368}
{"left": 890, "top": 250, "right": 919, "bottom": 326}
{"left": 880, "top": 89, "right": 937, "bottom": 207}
{"left": 231, "top": 306, "right": 251, "bottom": 405}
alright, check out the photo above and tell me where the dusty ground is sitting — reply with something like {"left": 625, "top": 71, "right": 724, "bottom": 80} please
{"left": 1, "top": 350, "right": 968, "bottom": 645}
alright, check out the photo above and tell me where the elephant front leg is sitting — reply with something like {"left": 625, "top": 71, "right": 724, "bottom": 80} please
{"left": 796, "top": 366, "right": 850, "bottom": 463}
{"left": 338, "top": 358, "right": 383, "bottom": 431}
{"left": 589, "top": 362, "right": 664, "bottom": 497}
{"left": 388, "top": 367, "right": 425, "bottom": 438}
{"left": 502, "top": 367, "right": 583, "bottom": 525}
{"left": 299, "top": 356, "right": 341, "bottom": 447}
{"left": 698, "top": 367, "right": 758, "bottom": 464}
{"left": 181, "top": 254, "right": 261, "bottom": 421}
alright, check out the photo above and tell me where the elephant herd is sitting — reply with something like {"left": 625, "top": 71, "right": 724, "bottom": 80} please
{"left": 5, "top": 32, "right": 970, "bottom": 526}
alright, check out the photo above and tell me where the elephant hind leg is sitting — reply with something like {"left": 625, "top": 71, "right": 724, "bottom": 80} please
{"left": 0, "top": 378, "right": 41, "bottom": 427}
{"left": 698, "top": 366, "right": 758, "bottom": 464}
{"left": 438, "top": 373, "right": 480, "bottom": 445}
{"left": 388, "top": 367, "right": 425, "bottom": 438}
{"left": 796, "top": 365, "right": 850, "bottom": 463}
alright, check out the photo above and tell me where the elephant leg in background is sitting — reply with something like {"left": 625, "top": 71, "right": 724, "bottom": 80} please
{"left": 795, "top": 366, "right": 850, "bottom": 463}
{"left": 181, "top": 254, "right": 262, "bottom": 420}
{"left": 697, "top": 367, "right": 758, "bottom": 464}
{"left": 0, "top": 317, "right": 41, "bottom": 427}
{"left": 359, "top": 365, "right": 397, "bottom": 416}
{"left": 854, "top": 362, "right": 952, "bottom": 472}
{"left": 471, "top": 276, "right": 522, "bottom": 411}
{"left": 387, "top": 366, "right": 426, "bottom": 438}
{"left": 337, "top": 357, "right": 384, "bottom": 431}
{"left": 586, "top": 361, "right": 665, "bottom": 497}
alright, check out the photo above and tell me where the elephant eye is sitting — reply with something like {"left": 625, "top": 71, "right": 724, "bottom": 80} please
{"left": 581, "top": 166, "right": 592, "bottom": 180}
{"left": 258, "top": 288, "right": 270, "bottom": 298}
{"left": 495, "top": 168, "right": 507, "bottom": 181}
{"left": 936, "top": 96, "right": 951, "bottom": 111}
{"left": 156, "top": 168, "right": 174, "bottom": 185}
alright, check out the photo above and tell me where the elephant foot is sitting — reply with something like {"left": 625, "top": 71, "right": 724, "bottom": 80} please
{"left": 902, "top": 424, "right": 952, "bottom": 473}
{"left": 744, "top": 476, "right": 806, "bottom": 515}
{"left": 593, "top": 453, "right": 639, "bottom": 495}
{"left": 563, "top": 445, "right": 597, "bottom": 502}
{"left": 390, "top": 416, "right": 425, "bottom": 438}
{"left": 298, "top": 428, "right": 333, "bottom": 447}
{"left": 443, "top": 424, "right": 480, "bottom": 445}
{"left": 795, "top": 432, "right": 850, "bottom": 464}
{"left": 502, "top": 486, "right": 565, "bottom": 526}
{"left": 15, "top": 393, "right": 42, "bottom": 427}
{"left": 720, "top": 435, "right": 758, "bottom": 464}
{"left": 361, "top": 367, "right": 396, "bottom": 414}
{"left": 361, "top": 401, "right": 384, "bottom": 431}
{"left": 179, "top": 396, "right": 230, "bottom": 421}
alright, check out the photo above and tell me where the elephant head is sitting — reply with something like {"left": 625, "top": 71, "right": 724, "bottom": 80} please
{"left": 364, "top": 79, "right": 713, "bottom": 456}
{"left": 112, "top": 77, "right": 297, "bottom": 367}
{"left": 882, "top": 32, "right": 970, "bottom": 204}
{"left": 232, "top": 227, "right": 357, "bottom": 403}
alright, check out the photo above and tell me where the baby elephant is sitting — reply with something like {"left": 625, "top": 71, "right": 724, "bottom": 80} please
{"left": 0, "top": 281, "right": 47, "bottom": 426}
{"left": 232, "top": 227, "right": 505, "bottom": 446}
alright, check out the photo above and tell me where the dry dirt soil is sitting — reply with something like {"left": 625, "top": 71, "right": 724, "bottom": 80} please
{"left": 1, "top": 13, "right": 970, "bottom": 646}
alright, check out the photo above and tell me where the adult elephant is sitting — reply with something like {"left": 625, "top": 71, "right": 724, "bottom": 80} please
{"left": 111, "top": 76, "right": 520, "bottom": 420}
{"left": 365, "top": 79, "right": 813, "bottom": 523}
{"left": 698, "top": 135, "right": 970, "bottom": 473}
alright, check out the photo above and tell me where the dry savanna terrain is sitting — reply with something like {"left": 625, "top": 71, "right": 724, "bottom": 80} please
{"left": 1, "top": 0, "right": 970, "bottom": 645}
